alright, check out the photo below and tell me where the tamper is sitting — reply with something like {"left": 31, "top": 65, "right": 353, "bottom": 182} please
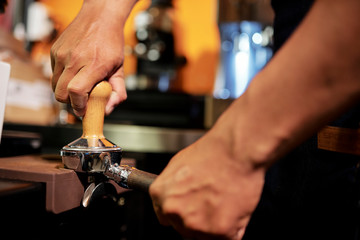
{"left": 60, "top": 81, "right": 157, "bottom": 206}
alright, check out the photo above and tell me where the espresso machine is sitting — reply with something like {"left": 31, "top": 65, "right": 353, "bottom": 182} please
{"left": 106, "top": 0, "right": 205, "bottom": 129}
{"left": 132, "top": 0, "right": 186, "bottom": 92}
{"left": 214, "top": 0, "right": 274, "bottom": 99}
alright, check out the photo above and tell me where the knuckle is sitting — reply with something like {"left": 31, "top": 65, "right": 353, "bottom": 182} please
{"left": 162, "top": 200, "right": 181, "bottom": 216}
{"left": 67, "top": 82, "right": 83, "bottom": 95}
{"left": 149, "top": 183, "right": 160, "bottom": 198}
{"left": 71, "top": 101, "right": 85, "bottom": 112}
{"left": 53, "top": 49, "right": 67, "bottom": 63}
{"left": 92, "top": 56, "right": 123, "bottom": 76}
{"left": 52, "top": 48, "right": 82, "bottom": 70}
{"left": 54, "top": 92, "right": 68, "bottom": 103}
{"left": 182, "top": 215, "right": 201, "bottom": 231}
{"left": 92, "top": 63, "right": 112, "bottom": 77}
{"left": 215, "top": 221, "right": 232, "bottom": 236}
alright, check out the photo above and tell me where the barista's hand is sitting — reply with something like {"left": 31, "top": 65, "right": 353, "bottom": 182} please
{"left": 51, "top": 0, "right": 137, "bottom": 117}
{"left": 149, "top": 111, "right": 266, "bottom": 240}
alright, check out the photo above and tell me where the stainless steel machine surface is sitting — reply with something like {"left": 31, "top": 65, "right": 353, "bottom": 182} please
{"left": 3, "top": 123, "right": 206, "bottom": 155}
{"left": 103, "top": 123, "right": 205, "bottom": 153}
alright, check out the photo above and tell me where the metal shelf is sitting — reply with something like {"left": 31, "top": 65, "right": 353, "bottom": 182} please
{"left": 3, "top": 123, "right": 206, "bottom": 154}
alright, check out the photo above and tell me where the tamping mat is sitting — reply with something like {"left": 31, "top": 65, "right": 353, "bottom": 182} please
{"left": 0, "top": 155, "right": 135, "bottom": 213}
{"left": 0, "top": 155, "right": 83, "bottom": 213}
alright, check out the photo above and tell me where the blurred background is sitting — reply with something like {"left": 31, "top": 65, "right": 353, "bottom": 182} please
{"left": 0, "top": 0, "right": 274, "bottom": 128}
{"left": 0, "top": 0, "right": 274, "bottom": 239}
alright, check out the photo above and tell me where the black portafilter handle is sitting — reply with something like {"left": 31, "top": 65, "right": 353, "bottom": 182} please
{"left": 127, "top": 168, "right": 158, "bottom": 192}
{"left": 104, "top": 164, "right": 158, "bottom": 192}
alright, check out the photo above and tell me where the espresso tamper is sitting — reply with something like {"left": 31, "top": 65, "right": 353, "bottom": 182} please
{"left": 60, "top": 81, "right": 157, "bottom": 206}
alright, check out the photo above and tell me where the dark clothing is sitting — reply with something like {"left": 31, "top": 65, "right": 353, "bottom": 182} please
{"left": 244, "top": 141, "right": 360, "bottom": 240}
{"left": 271, "top": 0, "right": 314, "bottom": 52}
{"left": 243, "top": 1, "right": 360, "bottom": 239}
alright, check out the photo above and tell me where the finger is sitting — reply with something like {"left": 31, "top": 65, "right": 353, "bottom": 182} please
{"left": 234, "top": 227, "right": 246, "bottom": 240}
{"left": 54, "top": 66, "right": 76, "bottom": 103}
{"left": 106, "top": 66, "right": 127, "bottom": 115}
{"left": 165, "top": 213, "right": 197, "bottom": 240}
{"left": 152, "top": 202, "right": 194, "bottom": 239}
{"left": 150, "top": 178, "right": 196, "bottom": 238}
{"left": 149, "top": 181, "right": 171, "bottom": 226}
{"left": 50, "top": 44, "right": 67, "bottom": 91}
{"left": 68, "top": 65, "right": 107, "bottom": 117}
{"left": 51, "top": 60, "right": 65, "bottom": 92}
{"left": 150, "top": 185, "right": 192, "bottom": 237}
{"left": 50, "top": 46, "right": 56, "bottom": 72}
{"left": 69, "top": 85, "right": 88, "bottom": 118}
{"left": 152, "top": 202, "right": 171, "bottom": 226}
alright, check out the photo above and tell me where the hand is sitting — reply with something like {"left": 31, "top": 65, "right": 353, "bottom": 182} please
{"left": 149, "top": 119, "right": 266, "bottom": 240}
{"left": 51, "top": 0, "right": 136, "bottom": 116}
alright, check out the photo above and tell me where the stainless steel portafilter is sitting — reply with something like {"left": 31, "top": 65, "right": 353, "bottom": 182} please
{"left": 60, "top": 81, "right": 157, "bottom": 206}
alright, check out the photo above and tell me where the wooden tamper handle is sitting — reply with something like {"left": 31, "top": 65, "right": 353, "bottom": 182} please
{"left": 81, "top": 81, "right": 112, "bottom": 141}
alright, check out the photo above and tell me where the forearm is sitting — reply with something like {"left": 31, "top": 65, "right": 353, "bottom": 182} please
{"left": 79, "top": 0, "right": 138, "bottom": 25}
{"left": 216, "top": 0, "right": 360, "bottom": 168}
